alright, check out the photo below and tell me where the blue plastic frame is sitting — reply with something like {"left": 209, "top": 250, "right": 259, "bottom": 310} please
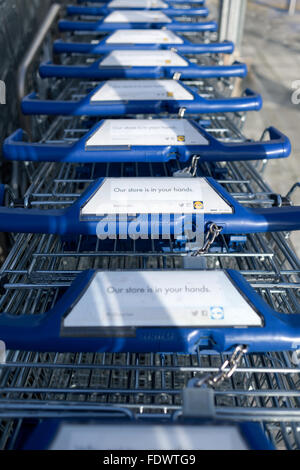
{"left": 3, "top": 120, "right": 291, "bottom": 163}
{"left": 21, "top": 81, "right": 263, "bottom": 116}
{"left": 0, "top": 268, "right": 300, "bottom": 353}
{"left": 66, "top": 4, "right": 210, "bottom": 17}
{"left": 53, "top": 36, "right": 234, "bottom": 55}
{"left": 39, "top": 57, "right": 247, "bottom": 80}
{"left": 18, "top": 419, "right": 275, "bottom": 450}
{"left": 0, "top": 177, "right": 299, "bottom": 235}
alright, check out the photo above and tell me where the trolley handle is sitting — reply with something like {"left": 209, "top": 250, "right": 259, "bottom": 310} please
{"left": 3, "top": 124, "right": 291, "bottom": 163}
{"left": 38, "top": 59, "right": 248, "bottom": 80}
{"left": 167, "top": 21, "right": 217, "bottom": 32}
{"left": 0, "top": 177, "right": 300, "bottom": 235}
{"left": 66, "top": 5, "right": 210, "bottom": 17}
{"left": 170, "top": 88, "right": 262, "bottom": 114}
{"left": 0, "top": 203, "right": 299, "bottom": 235}
{"left": 20, "top": 87, "right": 262, "bottom": 116}
{"left": 53, "top": 38, "right": 235, "bottom": 55}
{"left": 58, "top": 19, "right": 218, "bottom": 33}
{"left": 210, "top": 126, "right": 291, "bottom": 160}
{"left": 0, "top": 269, "right": 300, "bottom": 354}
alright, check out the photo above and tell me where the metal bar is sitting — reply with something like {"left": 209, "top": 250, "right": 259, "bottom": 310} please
{"left": 17, "top": 4, "right": 61, "bottom": 105}
{"left": 13, "top": 4, "right": 61, "bottom": 197}
{"left": 218, "top": 0, "right": 247, "bottom": 52}
{"left": 16, "top": 2, "right": 61, "bottom": 145}
{"left": 288, "top": 0, "right": 297, "bottom": 15}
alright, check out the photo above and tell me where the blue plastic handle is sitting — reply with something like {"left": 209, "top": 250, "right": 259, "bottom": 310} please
{"left": 66, "top": 5, "right": 210, "bottom": 17}
{"left": 21, "top": 82, "right": 262, "bottom": 116}
{"left": 53, "top": 37, "right": 235, "bottom": 55}
{"left": 19, "top": 420, "right": 274, "bottom": 451}
{"left": 58, "top": 19, "right": 218, "bottom": 32}
{"left": 0, "top": 268, "right": 300, "bottom": 353}
{"left": 3, "top": 122, "right": 291, "bottom": 163}
{"left": 0, "top": 177, "right": 299, "bottom": 235}
{"left": 39, "top": 58, "right": 247, "bottom": 80}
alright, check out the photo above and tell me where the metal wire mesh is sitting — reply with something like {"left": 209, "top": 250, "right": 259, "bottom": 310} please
{"left": 0, "top": 349, "right": 300, "bottom": 450}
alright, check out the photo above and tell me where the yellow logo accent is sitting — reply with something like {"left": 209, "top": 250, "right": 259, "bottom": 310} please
{"left": 193, "top": 201, "right": 204, "bottom": 210}
{"left": 177, "top": 135, "right": 185, "bottom": 142}
{"left": 167, "top": 91, "right": 174, "bottom": 97}
{"left": 165, "top": 59, "right": 171, "bottom": 64}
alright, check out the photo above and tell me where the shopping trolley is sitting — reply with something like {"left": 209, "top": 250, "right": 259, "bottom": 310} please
{"left": 21, "top": 79, "right": 262, "bottom": 116}
{"left": 53, "top": 31, "right": 234, "bottom": 55}
{"left": 4, "top": 118, "right": 291, "bottom": 163}
{"left": 4, "top": 110, "right": 294, "bottom": 193}
{"left": 1, "top": 265, "right": 300, "bottom": 354}
{"left": 10, "top": 418, "right": 275, "bottom": 450}
{"left": 1, "top": 173, "right": 300, "bottom": 235}
{"left": 38, "top": 52, "right": 247, "bottom": 80}
{"left": 58, "top": 11, "right": 217, "bottom": 33}
{"left": 66, "top": 2, "right": 210, "bottom": 17}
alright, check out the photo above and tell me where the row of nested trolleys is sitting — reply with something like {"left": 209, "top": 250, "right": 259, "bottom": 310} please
{"left": 0, "top": 0, "right": 300, "bottom": 450}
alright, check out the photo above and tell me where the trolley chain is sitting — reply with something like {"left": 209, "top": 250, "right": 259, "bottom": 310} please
{"left": 186, "top": 155, "right": 200, "bottom": 177}
{"left": 194, "top": 345, "right": 249, "bottom": 389}
{"left": 192, "top": 223, "right": 223, "bottom": 256}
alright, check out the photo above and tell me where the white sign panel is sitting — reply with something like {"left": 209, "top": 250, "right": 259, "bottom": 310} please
{"left": 81, "top": 177, "right": 231, "bottom": 215}
{"left": 104, "top": 10, "right": 172, "bottom": 22}
{"left": 106, "top": 29, "right": 183, "bottom": 44}
{"left": 99, "top": 50, "right": 188, "bottom": 67}
{"left": 64, "top": 271, "right": 262, "bottom": 328}
{"left": 90, "top": 79, "right": 193, "bottom": 102}
{"left": 108, "top": 0, "right": 168, "bottom": 8}
{"left": 86, "top": 119, "right": 208, "bottom": 147}
{"left": 50, "top": 423, "right": 249, "bottom": 450}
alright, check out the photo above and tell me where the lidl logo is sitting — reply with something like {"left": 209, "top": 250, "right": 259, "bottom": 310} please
{"left": 177, "top": 135, "right": 185, "bottom": 142}
{"left": 193, "top": 201, "right": 204, "bottom": 210}
{"left": 210, "top": 306, "right": 224, "bottom": 320}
